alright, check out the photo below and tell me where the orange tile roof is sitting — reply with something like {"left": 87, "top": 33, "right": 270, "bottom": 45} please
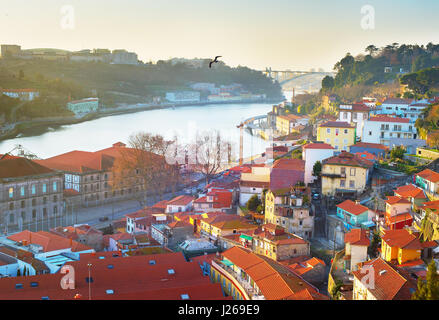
{"left": 319, "top": 121, "right": 355, "bottom": 128}
{"left": 167, "top": 195, "right": 194, "bottom": 206}
{"left": 351, "top": 142, "right": 389, "bottom": 151}
{"left": 303, "top": 143, "right": 335, "bottom": 150}
{"left": 386, "top": 212, "right": 413, "bottom": 225}
{"left": 272, "top": 158, "right": 305, "bottom": 170}
{"left": 0, "top": 252, "right": 227, "bottom": 300}
{"left": 381, "top": 229, "right": 422, "bottom": 250}
{"left": 221, "top": 247, "right": 325, "bottom": 300}
{"left": 386, "top": 196, "right": 411, "bottom": 205}
{"left": 416, "top": 169, "right": 439, "bottom": 183}
{"left": 0, "top": 158, "right": 55, "bottom": 179}
{"left": 337, "top": 200, "right": 369, "bottom": 216}
{"left": 323, "top": 152, "right": 373, "bottom": 168}
{"left": 344, "top": 229, "right": 370, "bottom": 246}
{"left": 394, "top": 184, "right": 426, "bottom": 199}
{"left": 369, "top": 115, "right": 410, "bottom": 123}
{"left": 7, "top": 230, "right": 93, "bottom": 252}
{"left": 352, "top": 258, "right": 416, "bottom": 300}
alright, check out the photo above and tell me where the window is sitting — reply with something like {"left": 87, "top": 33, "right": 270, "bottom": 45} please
{"left": 8, "top": 187, "right": 13, "bottom": 198}
{"left": 15, "top": 284, "right": 23, "bottom": 289}
{"left": 341, "top": 167, "right": 346, "bottom": 175}
{"left": 42, "top": 184, "right": 47, "bottom": 193}
{"left": 326, "top": 128, "right": 330, "bottom": 134}
{"left": 21, "top": 200, "right": 25, "bottom": 208}
{"left": 106, "top": 290, "right": 114, "bottom": 295}
{"left": 369, "top": 131, "right": 372, "bottom": 136}
{"left": 20, "top": 187, "right": 25, "bottom": 197}
{"left": 85, "top": 277, "right": 93, "bottom": 283}
{"left": 350, "top": 180, "right": 355, "bottom": 188}
{"left": 53, "top": 195, "right": 57, "bottom": 202}
{"left": 352, "top": 113, "right": 357, "bottom": 120}
{"left": 340, "top": 180, "right": 346, "bottom": 188}
{"left": 53, "top": 206, "right": 58, "bottom": 215}
{"left": 30, "top": 282, "right": 39, "bottom": 287}
{"left": 43, "top": 208, "right": 47, "bottom": 217}
{"left": 9, "top": 203, "right": 14, "bottom": 210}
{"left": 168, "top": 269, "right": 175, "bottom": 275}
{"left": 31, "top": 185, "right": 36, "bottom": 195}
{"left": 335, "top": 129, "right": 339, "bottom": 135}
{"left": 43, "top": 197, "right": 47, "bottom": 204}
{"left": 149, "top": 260, "right": 156, "bottom": 265}
{"left": 53, "top": 182, "right": 57, "bottom": 192}
{"left": 32, "top": 210, "right": 37, "bottom": 220}
{"left": 9, "top": 214, "right": 14, "bottom": 224}
{"left": 350, "top": 168, "right": 356, "bottom": 176}
{"left": 107, "top": 264, "right": 114, "bottom": 269}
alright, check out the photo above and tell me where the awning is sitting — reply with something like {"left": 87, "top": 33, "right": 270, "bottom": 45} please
{"left": 240, "top": 234, "right": 253, "bottom": 241}
{"left": 221, "top": 259, "right": 234, "bottom": 267}
{"left": 361, "top": 221, "right": 376, "bottom": 228}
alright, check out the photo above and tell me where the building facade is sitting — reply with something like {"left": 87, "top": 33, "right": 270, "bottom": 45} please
{"left": 317, "top": 121, "right": 356, "bottom": 151}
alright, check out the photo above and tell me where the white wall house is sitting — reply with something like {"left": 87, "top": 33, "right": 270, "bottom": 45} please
{"left": 372, "top": 98, "right": 429, "bottom": 123}
{"left": 302, "top": 143, "right": 335, "bottom": 185}
{"left": 338, "top": 104, "right": 370, "bottom": 140}
{"left": 362, "top": 115, "right": 417, "bottom": 147}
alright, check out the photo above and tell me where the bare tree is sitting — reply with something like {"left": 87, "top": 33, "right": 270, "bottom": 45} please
{"left": 187, "top": 130, "right": 233, "bottom": 185}
{"left": 112, "top": 132, "right": 180, "bottom": 206}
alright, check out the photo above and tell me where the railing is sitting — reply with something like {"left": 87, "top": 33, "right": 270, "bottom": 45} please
{"left": 212, "top": 259, "right": 265, "bottom": 300}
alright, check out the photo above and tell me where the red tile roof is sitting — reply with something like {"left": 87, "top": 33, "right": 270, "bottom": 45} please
{"left": 7, "top": 230, "right": 93, "bottom": 252}
{"left": 0, "top": 158, "right": 55, "bottom": 179}
{"left": 351, "top": 142, "right": 389, "bottom": 151}
{"left": 344, "top": 229, "right": 370, "bottom": 246}
{"left": 416, "top": 169, "right": 439, "bottom": 183}
{"left": 319, "top": 121, "right": 355, "bottom": 128}
{"left": 0, "top": 252, "right": 227, "bottom": 300}
{"left": 167, "top": 195, "right": 194, "bottom": 206}
{"left": 386, "top": 212, "right": 413, "bottom": 225}
{"left": 394, "top": 184, "right": 426, "bottom": 199}
{"left": 352, "top": 258, "right": 416, "bottom": 300}
{"left": 303, "top": 143, "right": 334, "bottom": 150}
{"left": 386, "top": 196, "right": 411, "bottom": 205}
{"left": 369, "top": 115, "right": 410, "bottom": 123}
{"left": 381, "top": 229, "right": 422, "bottom": 250}
{"left": 221, "top": 247, "right": 326, "bottom": 300}
{"left": 323, "top": 152, "right": 373, "bottom": 168}
{"left": 337, "top": 200, "right": 369, "bottom": 216}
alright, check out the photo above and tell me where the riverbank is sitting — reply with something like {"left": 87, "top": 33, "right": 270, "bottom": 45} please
{"left": 0, "top": 97, "right": 282, "bottom": 142}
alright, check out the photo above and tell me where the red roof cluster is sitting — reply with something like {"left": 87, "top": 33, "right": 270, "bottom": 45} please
{"left": 0, "top": 252, "right": 228, "bottom": 300}
{"left": 381, "top": 229, "right": 422, "bottom": 250}
{"left": 394, "top": 184, "right": 426, "bottom": 199}
{"left": 351, "top": 142, "right": 389, "bottom": 151}
{"left": 337, "top": 200, "right": 369, "bottom": 216}
{"left": 344, "top": 229, "right": 370, "bottom": 246}
{"left": 416, "top": 168, "right": 439, "bottom": 183}
{"left": 167, "top": 195, "right": 195, "bottom": 206}
{"left": 369, "top": 115, "right": 410, "bottom": 123}
{"left": 302, "top": 143, "right": 334, "bottom": 150}
{"left": 323, "top": 151, "right": 373, "bottom": 168}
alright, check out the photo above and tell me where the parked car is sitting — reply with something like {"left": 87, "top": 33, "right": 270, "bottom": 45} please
{"left": 312, "top": 193, "right": 320, "bottom": 200}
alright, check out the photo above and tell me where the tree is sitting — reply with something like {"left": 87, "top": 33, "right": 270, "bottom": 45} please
{"left": 365, "top": 45, "right": 379, "bottom": 56}
{"left": 321, "top": 76, "right": 335, "bottom": 92}
{"left": 112, "top": 132, "right": 180, "bottom": 205}
{"left": 246, "top": 194, "right": 262, "bottom": 212}
{"left": 412, "top": 260, "right": 439, "bottom": 300}
{"left": 188, "top": 130, "right": 233, "bottom": 185}
{"left": 390, "top": 146, "right": 405, "bottom": 160}
{"left": 368, "top": 230, "right": 381, "bottom": 258}
{"left": 312, "top": 161, "right": 322, "bottom": 177}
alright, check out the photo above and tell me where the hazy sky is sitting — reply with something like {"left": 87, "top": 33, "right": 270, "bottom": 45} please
{"left": 1, "top": 0, "right": 439, "bottom": 71}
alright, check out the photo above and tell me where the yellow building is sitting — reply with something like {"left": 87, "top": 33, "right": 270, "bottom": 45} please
{"left": 321, "top": 152, "right": 373, "bottom": 196}
{"left": 199, "top": 214, "right": 257, "bottom": 239}
{"left": 276, "top": 114, "right": 305, "bottom": 136}
{"left": 317, "top": 121, "right": 356, "bottom": 151}
{"left": 380, "top": 229, "right": 422, "bottom": 265}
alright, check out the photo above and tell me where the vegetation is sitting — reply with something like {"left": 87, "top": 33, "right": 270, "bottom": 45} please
{"left": 367, "top": 230, "right": 381, "bottom": 258}
{"left": 246, "top": 194, "right": 262, "bottom": 212}
{"left": 412, "top": 260, "right": 439, "bottom": 300}
{"left": 400, "top": 67, "right": 439, "bottom": 96}
{"left": 312, "top": 161, "right": 322, "bottom": 177}
{"left": 390, "top": 146, "right": 406, "bottom": 160}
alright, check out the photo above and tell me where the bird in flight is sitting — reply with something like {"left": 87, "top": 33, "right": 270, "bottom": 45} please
{"left": 209, "top": 56, "right": 222, "bottom": 68}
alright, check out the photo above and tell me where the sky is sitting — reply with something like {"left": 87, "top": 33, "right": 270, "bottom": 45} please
{"left": 1, "top": 0, "right": 439, "bottom": 71}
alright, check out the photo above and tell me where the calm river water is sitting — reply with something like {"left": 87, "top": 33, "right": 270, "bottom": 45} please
{"left": 0, "top": 102, "right": 279, "bottom": 160}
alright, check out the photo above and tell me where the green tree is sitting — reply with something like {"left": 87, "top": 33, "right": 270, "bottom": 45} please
{"left": 368, "top": 230, "right": 381, "bottom": 258}
{"left": 246, "top": 194, "right": 262, "bottom": 212}
{"left": 321, "top": 76, "right": 335, "bottom": 92}
{"left": 390, "top": 146, "right": 405, "bottom": 160}
{"left": 412, "top": 260, "right": 439, "bottom": 300}
{"left": 312, "top": 161, "right": 322, "bottom": 177}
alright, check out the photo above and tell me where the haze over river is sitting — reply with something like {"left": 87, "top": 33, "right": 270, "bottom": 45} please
{"left": 0, "top": 101, "right": 280, "bottom": 160}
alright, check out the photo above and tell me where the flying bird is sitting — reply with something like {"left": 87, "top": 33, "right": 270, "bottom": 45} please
{"left": 209, "top": 56, "right": 222, "bottom": 68}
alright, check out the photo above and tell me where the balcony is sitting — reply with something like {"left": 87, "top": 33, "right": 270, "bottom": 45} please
{"left": 322, "top": 173, "right": 346, "bottom": 179}
{"left": 212, "top": 259, "right": 265, "bottom": 300}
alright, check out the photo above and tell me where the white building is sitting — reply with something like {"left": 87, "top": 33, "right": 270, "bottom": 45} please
{"left": 111, "top": 49, "right": 138, "bottom": 65}
{"left": 302, "top": 143, "right": 335, "bottom": 185}
{"left": 239, "top": 165, "right": 270, "bottom": 206}
{"left": 372, "top": 98, "right": 429, "bottom": 123}
{"left": 2, "top": 89, "right": 39, "bottom": 101}
{"left": 337, "top": 103, "right": 370, "bottom": 140}
{"left": 66, "top": 98, "right": 99, "bottom": 115}
{"left": 165, "top": 195, "right": 194, "bottom": 213}
{"left": 165, "top": 91, "right": 200, "bottom": 103}
{"left": 362, "top": 115, "right": 417, "bottom": 147}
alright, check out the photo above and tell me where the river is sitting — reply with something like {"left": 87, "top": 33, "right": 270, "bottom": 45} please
{"left": 0, "top": 101, "right": 279, "bottom": 160}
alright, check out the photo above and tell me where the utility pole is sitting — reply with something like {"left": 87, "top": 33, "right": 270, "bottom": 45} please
{"left": 87, "top": 263, "right": 92, "bottom": 300}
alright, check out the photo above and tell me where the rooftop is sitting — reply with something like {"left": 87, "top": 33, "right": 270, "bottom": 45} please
{"left": 337, "top": 200, "right": 369, "bottom": 216}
